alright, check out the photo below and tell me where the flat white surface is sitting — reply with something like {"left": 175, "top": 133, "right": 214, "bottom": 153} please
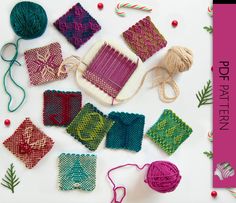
{"left": 0, "top": 0, "right": 232, "bottom": 203}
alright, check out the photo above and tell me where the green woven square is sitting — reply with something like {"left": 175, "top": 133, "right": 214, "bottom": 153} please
{"left": 58, "top": 153, "right": 96, "bottom": 191}
{"left": 106, "top": 112, "right": 145, "bottom": 152}
{"left": 66, "top": 103, "right": 114, "bottom": 151}
{"left": 146, "top": 109, "right": 192, "bottom": 155}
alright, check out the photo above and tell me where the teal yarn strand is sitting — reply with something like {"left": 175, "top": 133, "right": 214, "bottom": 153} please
{"left": 1, "top": 1, "right": 48, "bottom": 112}
{"left": 10, "top": 1, "right": 48, "bottom": 39}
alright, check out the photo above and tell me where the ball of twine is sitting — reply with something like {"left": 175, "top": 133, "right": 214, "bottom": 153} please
{"left": 10, "top": 1, "right": 48, "bottom": 39}
{"left": 145, "top": 161, "right": 181, "bottom": 193}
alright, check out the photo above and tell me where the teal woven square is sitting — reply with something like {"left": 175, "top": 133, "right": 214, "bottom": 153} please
{"left": 146, "top": 109, "right": 192, "bottom": 155}
{"left": 66, "top": 103, "right": 114, "bottom": 151}
{"left": 58, "top": 153, "right": 96, "bottom": 191}
{"left": 106, "top": 112, "right": 145, "bottom": 152}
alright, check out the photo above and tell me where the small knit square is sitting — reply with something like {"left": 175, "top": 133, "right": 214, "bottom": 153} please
{"left": 83, "top": 43, "right": 138, "bottom": 98}
{"left": 54, "top": 3, "right": 101, "bottom": 49}
{"left": 3, "top": 118, "right": 54, "bottom": 169}
{"left": 58, "top": 153, "right": 97, "bottom": 191}
{"left": 24, "top": 42, "right": 67, "bottom": 85}
{"left": 123, "top": 16, "right": 167, "bottom": 62}
{"left": 146, "top": 110, "right": 192, "bottom": 155}
{"left": 66, "top": 103, "right": 114, "bottom": 151}
{"left": 43, "top": 90, "right": 82, "bottom": 127}
{"left": 106, "top": 112, "right": 145, "bottom": 152}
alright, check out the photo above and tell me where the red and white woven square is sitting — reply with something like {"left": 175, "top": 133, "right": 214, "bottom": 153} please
{"left": 3, "top": 118, "right": 54, "bottom": 169}
{"left": 24, "top": 42, "right": 67, "bottom": 85}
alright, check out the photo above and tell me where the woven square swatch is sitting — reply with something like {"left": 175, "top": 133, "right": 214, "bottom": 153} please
{"left": 106, "top": 112, "right": 145, "bottom": 152}
{"left": 24, "top": 42, "right": 67, "bottom": 85}
{"left": 83, "top": 43, "right": 138, "bottom": 98}
{"left": 54, "top": 3, "right": 101, "bottom": 49}
{"left": 3, "top": 118, "right": 54, "bottom": 169}
{"left": 146, "top": 110, "right": 192, "bottom": 155}
{"left": 66, "top": 103, "right": 114, "bottom": 151}
{"left": 43, "top": 90, "right": 82, "bottom": 127}
{"left": 123, "top": 16, "right": 167, "bottom": 62}
{"left": 58, "top": 153, "right": 97, "bottom": 191}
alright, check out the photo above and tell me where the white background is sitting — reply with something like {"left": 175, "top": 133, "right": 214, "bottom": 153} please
{"left": 0, "top": 0, "right": 232, "bottom": 203}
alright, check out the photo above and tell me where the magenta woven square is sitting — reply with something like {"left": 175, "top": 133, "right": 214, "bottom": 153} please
{"left": 24, "top": 42, "right": 67, "bottom": 85}
{"left": 83, "top": 43, "right": 138, "bottom": 98}
{"left": 54, "top": 3, "right": 101, "bottom": 49}
{"left": 43, "top": 90, "right": 82, "bottom": 127}
{"left": 123, "top": 16, "right": 167, "bottom": 62}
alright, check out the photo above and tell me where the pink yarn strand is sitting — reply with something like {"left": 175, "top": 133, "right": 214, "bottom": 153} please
{"left": 107, "top": 163, "right": 150, "bottom": 203}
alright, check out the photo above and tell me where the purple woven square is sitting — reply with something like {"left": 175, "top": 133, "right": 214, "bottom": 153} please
{"left": 54, "top": 3, "right": 101, "bottom": 49}
{"left": 123, "top": 16, "right": 167, "bottom": 62}
{"left": 83, "top": 43, "right": 138, "bottom": 98}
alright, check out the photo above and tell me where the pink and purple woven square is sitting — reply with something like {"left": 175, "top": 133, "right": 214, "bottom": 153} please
{"left": 24, "top": 42, "right": 67, "bottom": 85}
{"left": 54, "top": 3, "right": 101, "bottom": 49}
{"left": 123, "top": 16, "right": 167, "bottom": 62}
{"left": 83, "top": 43, "right": 138, "bottom": 98}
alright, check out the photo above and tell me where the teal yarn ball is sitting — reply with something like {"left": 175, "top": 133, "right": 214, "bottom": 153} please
{"left": 10, "top": 1, "right": 48, "bottom": 39}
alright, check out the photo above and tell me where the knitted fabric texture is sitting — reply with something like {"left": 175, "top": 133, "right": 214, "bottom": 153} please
{"left": 146, "top": 110, "right": 192, "bottom": 155}
{"left": 106, "top": 112, "right": 145, "bottom": 152}
{"left": 3, "top": 118, "right": 54, "bottom": 169}
{"left": 66, "top": 103, "right": 114, "bottom": 151}
{"left": 54, "top": 3, "right": 101, "bottom": 49}
{"left": 83, "top": 43, "right": 138, "bottom": 98}
{"left": 58, "top": 153, "right": 96, "bottom": 191}
{"left": 24, "top": 42, "right": 67, "bottom": 85}
{"left": 123, "top": 16, "right": 167, "bottom": 62}
{"left": 43, "top": 90, "right": 82, "bottom": 127}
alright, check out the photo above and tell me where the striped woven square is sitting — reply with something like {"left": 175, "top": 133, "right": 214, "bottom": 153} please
{"left": 24, "top": 42, "right": 67, "bottom": 85}
{"left": 3, "top": 118, "right": 54, "bottom": 169}
{"left": 146, "top": 110, "right": 192, "bottom": 155}
{"left": 123, "top": 16, "right": 167, "bottom": 62}
{"left": 43, "top": 90, "right": 82, "bottom": 127}
{"left": 58, "top": 153, "right": 96, "bottom": 191}
{"left": 106, "top": 112, "right": 145, "bottom": 152}
{"left": 83, "top": 43, "right": 138, "bottom": 98}
{"left": 66, "top": 103, "right": 114, "bottom": 151}
{"left": 54, "top": 3, "right": 101, "bottom": 49}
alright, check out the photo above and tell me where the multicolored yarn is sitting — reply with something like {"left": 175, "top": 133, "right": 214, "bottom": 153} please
{"left": 3, "top": 118, "right": 54, "bottom": 169}
{"left": 43, "top": 90, "right": 82, "bottom": 127}
{"left": 146, "top": 110, "right": 192, "bottom": 155}
{"left": 83, "top": 43, "right": 138, "bottom": 99}
{"left": 214, "top": 162, "right": 235, "bottom": 180}
{"left": 58, "top": 153, "right": 96, "bottom": 191}
{"left": 66, "top": 103, "right": 114, "bottom": 151}
{"left": 106, "top": 112, "right": 145, "bottom": 152}
{"left": 54, "top": 3, "right": 101, "bottom": 49}
{"left": 123, "top": 16, "right": 167, "bottom": 62}
{"left": 24, "top": 42, "right": 67, "bottom": 85}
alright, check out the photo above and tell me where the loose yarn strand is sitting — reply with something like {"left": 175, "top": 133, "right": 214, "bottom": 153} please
{"left": 1, "top": 38, "right": 26, "bottom": 112}
{"left": 107, "top": 163, "right": 150, "bottom": 203}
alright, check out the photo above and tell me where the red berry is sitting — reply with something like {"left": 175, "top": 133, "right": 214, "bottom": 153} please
{"left": 4, "top": 119, "right": 11, "bottom": 126}
{"left": 211, "top": 191, "right": 217, "bottom": 198}
{"left": 172, "top": 20, "right": 178, "bottom": 27}
{"left": 97, "top": 3, "right": 104, "bottom": 10}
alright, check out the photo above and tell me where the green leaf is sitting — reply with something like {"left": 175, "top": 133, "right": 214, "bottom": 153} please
{"left": 196, "top": 80, "right": 213, "bottom": 108}
{"left": 204, "top": 25, "right": 213, "bottom": 33}
{"left": 1, "top": 163, "right": 20, "bottom": 193}
{"left": 204, "top": 151, "right": 213, "bottom": 159}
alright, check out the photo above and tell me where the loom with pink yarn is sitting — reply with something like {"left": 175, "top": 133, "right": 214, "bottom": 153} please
{"left": 107, "top": 161, "right": 181, "bottom": 203}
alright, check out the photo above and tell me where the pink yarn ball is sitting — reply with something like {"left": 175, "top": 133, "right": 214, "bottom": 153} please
{"left": 145, "top": 161, "right": 181, "bottom": 193}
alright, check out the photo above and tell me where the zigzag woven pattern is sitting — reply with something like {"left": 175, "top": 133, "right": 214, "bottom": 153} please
{"left": 123, "top": 16, "right": 167, "bottom": 61}
{"left": 66, "top": 103, "right": 114, "bottom": 151}
{"left": 54, "top": 3, "right": 101, "bottom": 49}
{"left": 146, "top": 110, "right": 192, "bottom": 155}
{"left": 58, "top": 153, "right": 96, "bottom": 191}
{"left": 3, "top": 118, "right": 54, "bottom": 169}
{"left": 43, "top": 90, "right": 82, "bottom": 127}
{"left": 106, "top": 112, "right": 145, "bottom": 152}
